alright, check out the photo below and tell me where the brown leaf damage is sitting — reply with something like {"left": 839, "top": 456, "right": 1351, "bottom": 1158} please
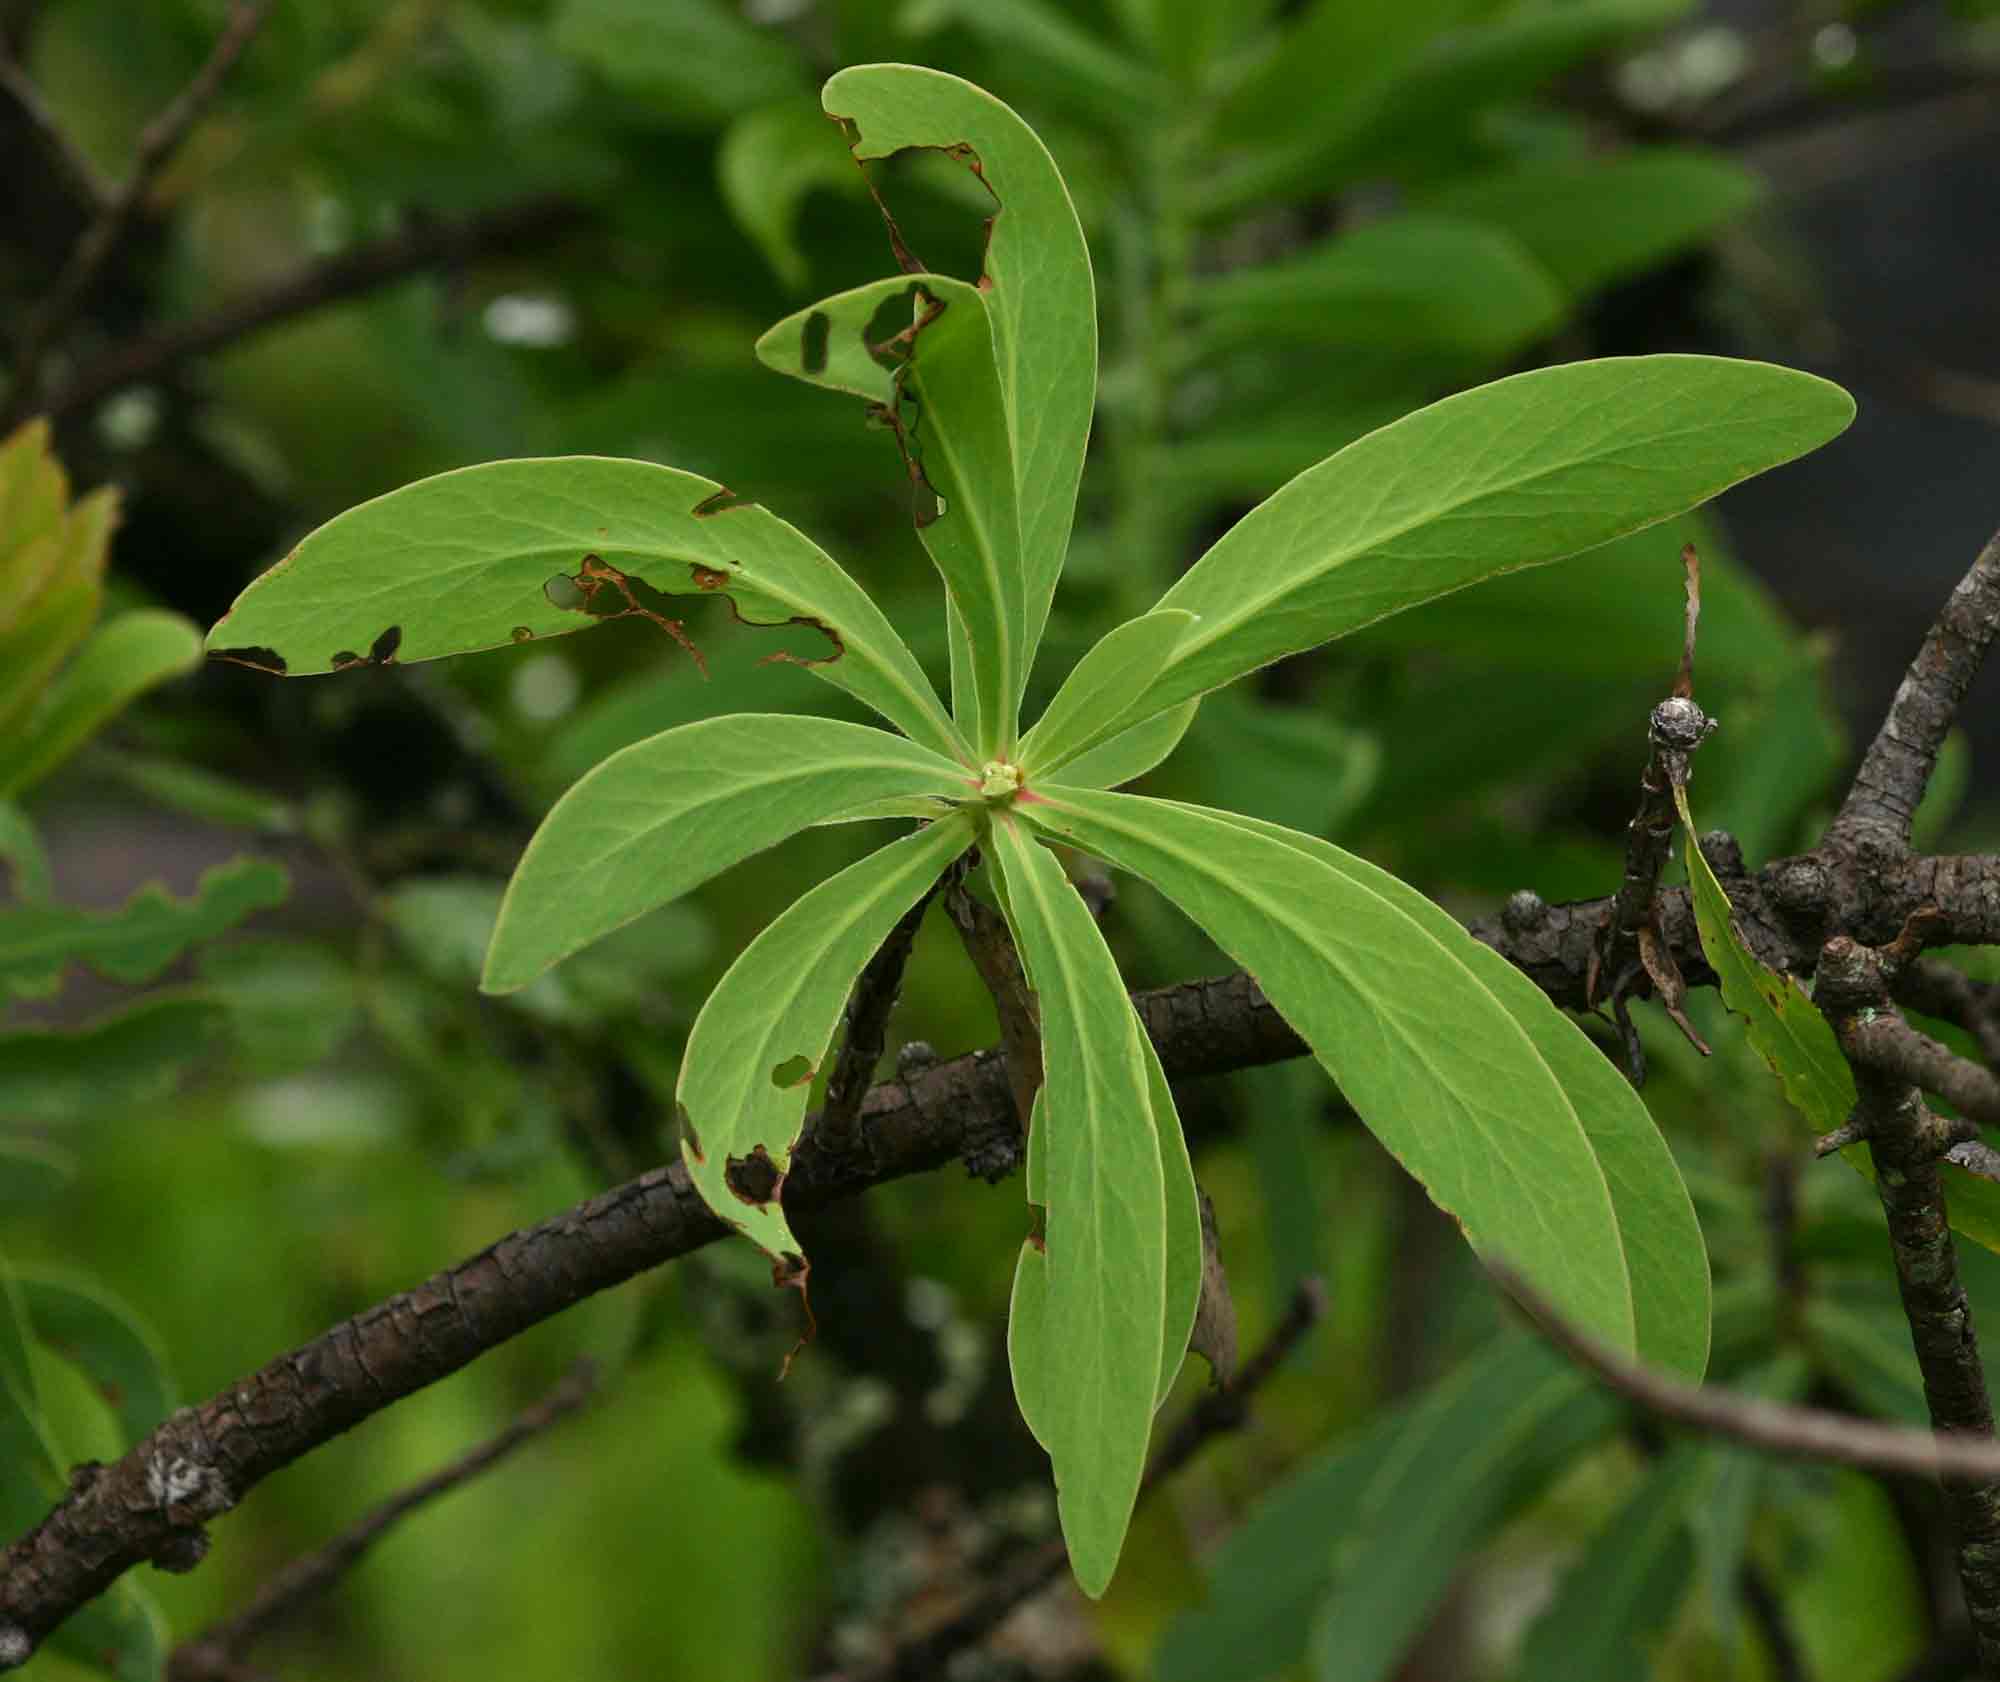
{"left": 330, "top": 624, "right": 403, "bottom": 671}
{"left": 545, "top": 553, "right": 708, "bottom": 674}
{"left": 208, "top": 645, "right": 288, "bottom": 674}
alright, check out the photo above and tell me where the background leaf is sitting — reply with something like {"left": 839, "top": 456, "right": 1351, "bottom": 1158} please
{"left": 0, "top": 856, "right": 287, "bottom": 1002}
{"left": 0, "top": 608, "right": 204, "bottom": 797}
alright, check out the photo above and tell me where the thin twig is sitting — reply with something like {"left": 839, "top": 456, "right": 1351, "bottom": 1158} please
{"left": 1825, "top": 525, "right": 2000, "bottom": 860}
{"left": 945, "top": 877, "right": 1043, "bottom": 1129}
{"left": 1492, "top": 1259, "right": 2000, "bottom": 1483}
{"left": 816, "top": 1280, "right": 1328, "bottom": 1682}
{"left": 1587, "top": 546, "right": 1717, "bottom": 1072}
{"left": 166, "top": 1362, "right": 596, "bottom": 1681}
{"left": 8, "top": 0, "right": 271, "bottom": 411}
{"left": 1845, "top": 1013, "right": 2000, "bottom": 1129}
{"left": 31, "top": 195, "right": 591, "bottom": 423}
{"left": 1897, "top": 959, "right": 2000, "bottom": 1069}
{"left": 0, "top": 56, "right": 109, "bottom": 215}
{"left": 820, "top": 865, "right": 956, "bottom": 1148}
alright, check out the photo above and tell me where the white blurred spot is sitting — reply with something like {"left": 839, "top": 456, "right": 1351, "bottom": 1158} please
{"left": 97, "top": 388, "right": 161, "bottom": 451}
{"left": 1676, "top": 26, "right": 1750, "bottom": 99}
{"left": 483, "top": 293, "right": 576, "bottom": 349}
{"left": 511, "top": 653, "right": 581, "bottom": 721}
{"left": 1813, "top": 22, "right": 1858, "bottom": 70}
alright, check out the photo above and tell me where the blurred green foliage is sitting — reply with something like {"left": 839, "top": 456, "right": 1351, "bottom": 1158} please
{"left": 2, "top": 1, "right": 1994, "bottom": 1679}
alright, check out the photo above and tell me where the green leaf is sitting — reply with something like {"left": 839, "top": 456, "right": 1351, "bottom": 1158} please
{"left": 0, "top": 799, "right": 51, "bottom": 901}
{"left": 1306, "top": 1339, "right": 1613, "bottom": 1682}
{"left": 0, "top": 608, "right": 203, "bottom": 797}
{"left": 1675, "top": 784, "right": 1856, "bottom": 1131}
{"left": 0, "top": 995, "right": 230, "bottom": 1122}
{"left": 1143, "top": 1026, "right": 1204, "bottom": 1402}
{"left": 1190, "top": 215, "right": 1565, "bottom": 360}
{"left": 823, "top": 65, "right": 1096, "bottom": 659}
{"left": 1206, "top": 0, "right": 1473, "bottom": 150}
{"left": 15, "top": 1270, "right": 177, "bottom": 1445}
{"left": 0, "top": 1135, "right": 77, "bottom": 1214}
{"left": 206, "top": 456, "right": 965, "bottom": 765}
{"left": 1159, "top": 693, "right": 1379, "bottom": 841}
{"left": 1423, "top": 148, "right": 1764, "bottom": 301}
{"left": 551, "top": 0, "right": 806, "bottom": 127}
{"left": 1018, "top": 610, "right": 1196, "bottom": 775}
{"left": 1805, "top": 1293, "right": 1927, "bottom": 1426}
{"left": 1197, "top": 0, "right": 1691, "bottom": 215}
{"left": 1157, "top": 1336, "right": 1613, "bottom": 1682}
{"left": 1513, "top": 1445, "right": 1703, "bottom": 1681}
{"left": 1010, "top": 1013, "right": 1203, "bottom": 1444}
{"left": 92, "top": 749, "right": 298, "bottom": 834}
{"left": 198, "top": 936, "right": 358, "bottom": 1077}
{"left": 1025, "top": 789, "right": 1681, "bottom": 1361}
{"left": 719, "top": 98, "right": 868, "bottom": 292}
{"left": 1008, "top": 1088, "right": 1054, "bottom": 1443}
{"left": 43, "top": 1583, "right": 168, "bottom": 1682}
{"left": 1207, "top": 806, "right": 1708, "bottom": 1375}
{"left": 677, "top": 814, "right": 974, "bottom": 1266}
{"left": 487, "top": 716, "right": 968, "bottom": 992}
{"left": 1058, "top": 699, "right": 1199, "bottom": 791}
{"left": 1135, "top": 357, "right": 1855, "bottom": 719}
{"left": 901, "top": 0, "right": 1164, "bottom": 127}
{"left": 0, "top": 487, "right": 115, "bottom": 741}
{"left": 0, "top": 419, "right": 70, "bottom": 630}
{"left": 988, "top": 816, "right": 1166, "bottom": 1597}
{"left": 758, "top": 276, "right": 1026, "bottom": 751}
{"left": 0, "top": 857, "right": 288, "bottom": 1002}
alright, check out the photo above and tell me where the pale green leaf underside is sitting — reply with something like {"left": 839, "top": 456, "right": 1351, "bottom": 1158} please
{"left": 823, "top": 65, "right": 1096, "bottom": 663}
{"left": 1143, "top": 1026, "right": 1204, "bottom": 1402}
{"left": 0, "top": 609, "right": 203, "bottom": 798}
{"left": 1009, "top": 1014, "right": 1204, "bottom": 1455}
{"left": 758, "top": 275, "right": 1026, "bottom": 751}
{"left": 678, "top": 814, "right": 975, "bottom": 1264}
{"left": 1020, "top": 609, "right": 1197, "bottom": 776}
{"left": 0, "top": 857, "right": 288, "bottom": 1003}
{"left": 206, "top": 456, "right": 964, "bottom": 764}
{"left": 484, "top": 716, "right": 969, "bottom": 992}
{"left": 1023, "top": 789, "right": 1642, "bottom": 1356}
{"left": 1222, "top": 810, "right": 1708, "bottom": 1377}
{"left": 1009, "top": 1089, "right": 1051, "bottom": 1444}
{"left": 1139, "top": 357, "right": 1855, "bottom": 718}
{"left": 1676, "top": 785, "right": 1855, "bottom": 1130}
{"left": 1057, "top": 699, "right": 1199, "bottom": 791}
{"left": 991, "top": 816, "right": 1164, "bottom": 1598}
